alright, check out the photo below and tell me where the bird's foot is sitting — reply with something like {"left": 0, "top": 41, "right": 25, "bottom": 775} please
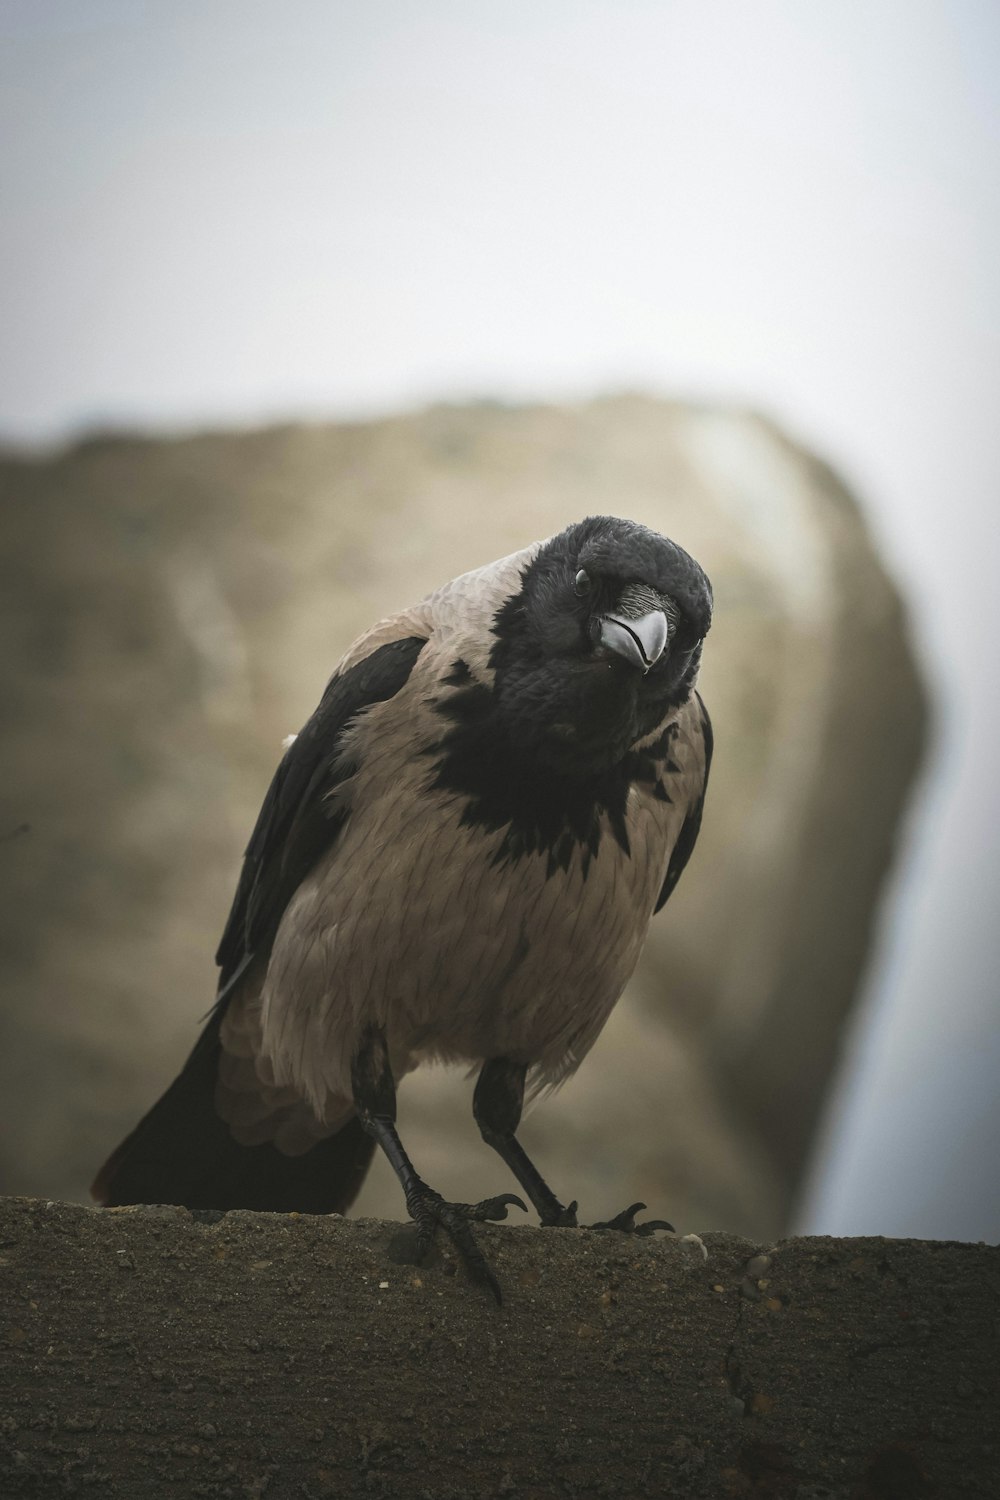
{"left": 392, "top": 1187, "right": 527, "bottom": 1303}
{"left": 590, "top": 1200, "right": 675, "bottom": 1237}
{"left": 539, "top": 1199, "right": 579, "bottom": 1228}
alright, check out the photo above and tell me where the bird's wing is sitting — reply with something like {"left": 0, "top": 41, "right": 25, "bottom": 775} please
{"left": 654, "top": 690, "right": 713, "bottom": 913}
{"left": 212, "top": 541, "right": 540, "bottom": 998}
{"left": 95, "top": 627, "right": 430, "bottom": 1213}
{"left": 214, "top": 633, "right": 428, "bottom": 992}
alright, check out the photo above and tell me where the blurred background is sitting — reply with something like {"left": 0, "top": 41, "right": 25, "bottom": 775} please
{"left": 1, "top": 0, "right": 997, "bottom": 1242}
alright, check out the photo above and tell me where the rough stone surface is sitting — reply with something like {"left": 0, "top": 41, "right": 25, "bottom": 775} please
{"left": 0, "top": 397, "right": 927, "bottom": 1238}
{"left": 1, "top": 1198, "right": 996, "bottom": 1499}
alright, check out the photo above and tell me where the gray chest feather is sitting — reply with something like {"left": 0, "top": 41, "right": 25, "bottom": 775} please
{"left": 259, "top": 674, "right": 701, "bottom": 1113}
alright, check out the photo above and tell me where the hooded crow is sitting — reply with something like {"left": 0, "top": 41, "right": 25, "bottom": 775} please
{"left": 94, "top": 515, "right": 713, "bottom": 1300}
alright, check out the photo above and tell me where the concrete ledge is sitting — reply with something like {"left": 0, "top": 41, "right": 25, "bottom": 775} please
{"left": 1, "top": 1197, "right": 996, "bottom": 1497}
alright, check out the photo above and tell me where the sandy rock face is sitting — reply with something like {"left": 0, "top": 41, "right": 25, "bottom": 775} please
{"left": 0, "top": 396, "right": 926, "bottom": 1237}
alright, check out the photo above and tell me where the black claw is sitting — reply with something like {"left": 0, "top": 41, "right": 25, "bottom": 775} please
{"left": 633, "top": 1219, "right": 675, "bottom": 1237}
{"left": 591, "top": 1202, "right": 675, "bottom": 1235}
{"left": 459, "top": 1192, "right": 528, "bottom": 1223}
{"left": 400, "top": 1187, "right": 518, "bottom": 1301}
{"left": 435, "top": 1202, "right": 504, "bottom": 1303}
{"left": 540, "top": 1199, "right": 579, "bottom": 1228}
{"left": 593, "top": 1201, "right": 646, "bottom": 1232}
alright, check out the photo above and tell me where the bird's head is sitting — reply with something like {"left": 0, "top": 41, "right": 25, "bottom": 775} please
{"left": 489, "top": 516, "right": 712, "bottom": 776}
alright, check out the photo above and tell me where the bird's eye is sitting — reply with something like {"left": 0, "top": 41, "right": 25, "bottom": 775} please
{"left": 574, "top": 569, "right": 592, "bottom": 597}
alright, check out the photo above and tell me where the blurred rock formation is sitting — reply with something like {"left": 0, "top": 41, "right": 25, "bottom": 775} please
{"left": 0, "top": 396, "right": 927, "bottom": 1237}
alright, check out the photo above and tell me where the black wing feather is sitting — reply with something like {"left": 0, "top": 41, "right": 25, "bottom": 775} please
{"left": 92, "top": 1006, "right": 377, "bottom": 1213}
{"left": 215, "top": 635, "right": 427, "bottom": 986}
{"left": 654, "top": 692, "right": 713, "bottom": 913}
{"left": 96, "top": 635, "right": 426, "bottom": 1215}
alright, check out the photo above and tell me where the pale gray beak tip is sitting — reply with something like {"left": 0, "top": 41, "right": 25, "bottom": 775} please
{"left": 599, "top": 609, "right": 669, "bottom": 672}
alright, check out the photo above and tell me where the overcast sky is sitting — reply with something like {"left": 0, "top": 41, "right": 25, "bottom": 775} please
{"left": 2, "top": 0, "right": 998, "bottom": 1239}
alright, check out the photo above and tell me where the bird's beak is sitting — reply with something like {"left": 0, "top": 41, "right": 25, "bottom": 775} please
{"left": 599, "top": 610, "right": 669, "bottom": 673}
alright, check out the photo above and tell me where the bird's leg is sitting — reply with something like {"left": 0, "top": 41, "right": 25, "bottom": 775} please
{"left": 474, "top": 1058, "right": 674, "bottom": 1237}
{"left": 350, "top": 1025, "right": 525, "bottom": 1302}
{"left": 473, "top": 1059, "right": 579, "bottom": 1227}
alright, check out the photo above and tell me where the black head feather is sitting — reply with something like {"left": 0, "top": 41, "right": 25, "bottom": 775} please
{"left": 487, "top": 516, "right": 712, "bottom": 775}
{"left": 428, "top": 517, "right": 712, "bottom": 873}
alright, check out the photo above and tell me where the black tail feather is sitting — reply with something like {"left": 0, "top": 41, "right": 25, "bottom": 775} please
{"left": 93, "top": 1011, "right": 375, "bottom": 1216}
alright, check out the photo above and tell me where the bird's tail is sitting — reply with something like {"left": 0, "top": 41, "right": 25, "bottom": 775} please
{"left": 92, "top": 1009, "right": 375, "bottom": 1215}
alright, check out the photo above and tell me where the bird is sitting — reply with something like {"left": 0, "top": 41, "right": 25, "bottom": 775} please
{"left": 93, "top": 514, "right": 713, "bottom": 1301}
